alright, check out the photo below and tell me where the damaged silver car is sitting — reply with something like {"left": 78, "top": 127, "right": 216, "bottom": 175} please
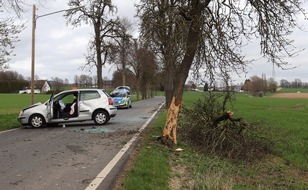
{"left": 18, "top": 89, "right": 117, "bottom": 128}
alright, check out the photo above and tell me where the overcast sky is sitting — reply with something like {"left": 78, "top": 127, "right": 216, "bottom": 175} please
{"left": 7, "top": 0, "right": 139, "bottom": 83}
{"left": 5, "top": 1, "right": 308, "bottom": 85}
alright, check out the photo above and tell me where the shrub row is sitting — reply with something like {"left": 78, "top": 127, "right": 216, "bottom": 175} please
{"left": 0, "top": 81, "right": 28, "bottom": 93}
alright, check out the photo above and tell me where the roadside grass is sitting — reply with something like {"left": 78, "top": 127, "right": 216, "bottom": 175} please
{"left": 117, "top": 91, "right": 308, "bottom": 189}
{"left": 0, "top": 114, "right": 21, "bottom": 130}
{"left": 116, "top": 112, "right": 170, "bottom": 190}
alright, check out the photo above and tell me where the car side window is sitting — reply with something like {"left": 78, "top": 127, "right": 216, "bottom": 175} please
{"left": 80, "top": 91, "right": 100, "bottom": 101}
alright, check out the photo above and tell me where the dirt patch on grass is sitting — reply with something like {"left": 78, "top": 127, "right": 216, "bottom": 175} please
{"left": 271, "top": 93, "right": 308, "bottom": 99}
{"left": 169, "top": 157, "right": 195, "bottom": 190}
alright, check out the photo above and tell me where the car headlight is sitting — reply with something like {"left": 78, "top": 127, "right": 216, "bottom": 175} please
{"left": 19, "top": 110, "right": 23, "bottom": 117}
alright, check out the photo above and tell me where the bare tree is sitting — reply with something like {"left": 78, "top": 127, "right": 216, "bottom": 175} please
{"left": 267, "top": 77, "right": 277, "bottom": 93}
{"left": 139, "top": 47, "right": 158, "bottom": 99}
{"left": 65, "top": 0, "right": 120, "bottom": 88}
{"left": 78, "top": 74, "right": 93, "bottom": 87}
{"left": 280, "top": 79, "right": 290, "bottom": 88}
{"left": 243, "top": 79, "right": 252, "bottom": 92}
{"left": 1, "top": 1, "right": 26, "bottom": 17}
{"left": 129, "top": 39, "right": 141, "bottom": 99}
{"left": 74, "top": 75, "right": 79, "bottom": 86}
{"left": 138, "top": 0, "right": 186, "bottom": 108}
{"left": 0, "top": 0, "right": 50, "bottom": 70}
{"left": 292, "top": 78, "right": 302, "bottom": 88}
{"left": 0, "top": 17, "right": 23, "bottom": 69}
{"left": 250, "top": 75, "right": 265, "bottom": 96}
{"left": 112, "top": 68, "right": 136, "bottom": 88}
{"left": 111, "top": 18, "right": 134, "bottom": 86}
{"left": 51, "top": 77, "right": 64, "bottom": 92}
{"left": 138, "top": 0, "right": 306, "bottom": 145}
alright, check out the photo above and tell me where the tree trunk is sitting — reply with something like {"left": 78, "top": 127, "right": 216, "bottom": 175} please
{"left": 162, "top": 96, "right": 181, "bottom": 145}
{"left": 136, "top": 78, "right": 140, "bottom": 100}
{"left": 165, "top": 68, "right": 174, "bottom": 108}
{"left": 121, "top": 43, "right": 126, "bottom": 86}
{"left": 97, "top": 64, "right": 103, "bottom": 88}
{"left": 121, "top": 67, "right": 126, "bottom": 86}
{"left": 94, "top": 22, "right": 103, "bottom": 88}
{"left": 162, "top": 0, "right": 206, "bottom": 145}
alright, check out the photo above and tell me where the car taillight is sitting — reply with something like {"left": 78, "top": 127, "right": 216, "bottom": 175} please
{"left": 108, "top": 97, "right": 114, "bottom": 105}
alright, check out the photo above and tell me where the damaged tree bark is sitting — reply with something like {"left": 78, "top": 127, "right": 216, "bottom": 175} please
{"left": 162, "top": 97, "right": 181, "bottom": 145}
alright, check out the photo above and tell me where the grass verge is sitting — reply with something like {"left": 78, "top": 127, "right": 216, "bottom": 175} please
{"left": 115, "top": 112, "right": 170, "bottom": 190}
{"left": 0, "top": 113, "right": 20, "bottom": 131}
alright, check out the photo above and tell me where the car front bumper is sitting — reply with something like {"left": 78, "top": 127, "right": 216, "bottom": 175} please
{"left": 17, "top": 114, "right": 29, "bottom": 126}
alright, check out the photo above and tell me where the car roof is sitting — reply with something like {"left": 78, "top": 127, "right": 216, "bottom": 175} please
{"left": 54, "top": 89, "right": 106, "bottom": 95}
{"left": 115, "top": 86, "right": 130, "bottom": 90}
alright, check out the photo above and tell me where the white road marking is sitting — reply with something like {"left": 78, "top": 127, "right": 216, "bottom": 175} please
{"left": 0, "top": 128, "right": 20, "bottom": 134}
{"left": 85, "top": 102, "right": 165, "bottom": 190}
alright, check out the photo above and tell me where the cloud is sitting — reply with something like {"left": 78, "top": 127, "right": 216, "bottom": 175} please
{"left": 6, "top": 0, "right": 308, "bottom": 84}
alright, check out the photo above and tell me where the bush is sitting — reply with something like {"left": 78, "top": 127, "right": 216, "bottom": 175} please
{"left": 179, "top": 92, "right": 273, "bottom": 161}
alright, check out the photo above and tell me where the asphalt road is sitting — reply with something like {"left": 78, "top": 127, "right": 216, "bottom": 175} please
{"left": 0, "top": 96, "right": 165, "bottom": 190}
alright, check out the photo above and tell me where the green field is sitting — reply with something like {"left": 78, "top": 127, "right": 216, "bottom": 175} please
{"left": 278, "top": 87, "right": 308, "bottom": 93}
{"left": 0, "top": 94, "right": 50, "bottom": 114}
{"left": 117, "top": 90, "right": 308, "bottom": 190}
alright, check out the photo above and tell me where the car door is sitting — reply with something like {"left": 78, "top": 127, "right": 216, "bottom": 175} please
{"left": 78, "top": 91, "right": 101, "bottom": 120}
{"left": 46, "top": 93, "right": 54, "bottom": 122}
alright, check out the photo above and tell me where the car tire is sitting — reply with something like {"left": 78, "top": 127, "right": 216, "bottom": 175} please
{"left": 29, "top": 114, "right": 45, "bottom": 128}
{"left": 93, "top": 110, "right": 109, "bottom": 125}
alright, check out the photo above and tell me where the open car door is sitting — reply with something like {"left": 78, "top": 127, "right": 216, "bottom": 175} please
{"left": 46, "top": 92, "right": 54, "bottom": 122}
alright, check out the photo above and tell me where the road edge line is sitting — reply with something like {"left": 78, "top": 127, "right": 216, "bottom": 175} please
{"left": 85, "top": 102, "right": 165, "bottom": 190}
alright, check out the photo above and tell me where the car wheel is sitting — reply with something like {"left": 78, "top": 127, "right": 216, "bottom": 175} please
{"left": 93, "top": 110, "right": 109, "bottom": 125}
{"left": 29, "top": 114, "right": 45, "bottom": 128}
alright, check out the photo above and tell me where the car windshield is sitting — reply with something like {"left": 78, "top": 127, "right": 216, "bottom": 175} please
{"left": 111, "top": 91, "right": 126, "bottom": 97}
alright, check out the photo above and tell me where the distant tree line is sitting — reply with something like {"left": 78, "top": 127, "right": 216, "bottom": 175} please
{"left": 279, "top": 79, "right": 308, "bottom": 89}
{"left": 0, "top": 67, "right": 162, "bottom": 98}
{"left": 241, "top": 74, "right": 308, "bottom": 97}
{"left": 0, "top": 70, "right": 27, "bottom": 93}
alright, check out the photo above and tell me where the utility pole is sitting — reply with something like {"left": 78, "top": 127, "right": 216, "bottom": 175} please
{"left": 30, "top": 5, "right": 36, "bottom": 104}
{"left": 30, "top": 5, "right": 84, "bottom": 104}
